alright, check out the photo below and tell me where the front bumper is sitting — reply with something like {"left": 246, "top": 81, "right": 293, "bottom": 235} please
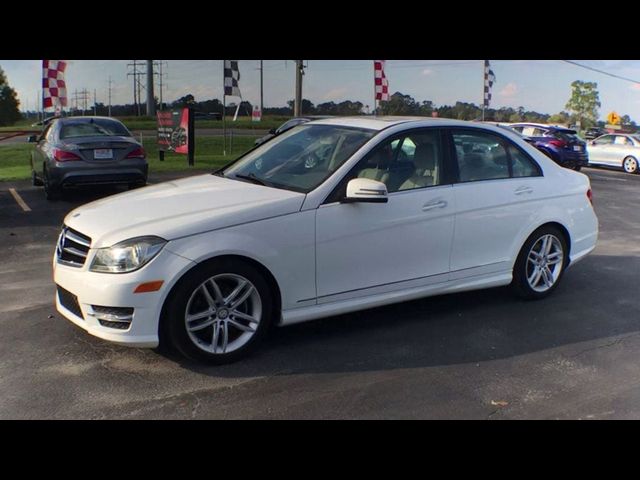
{"left": 53, "top": 246, "right": 195, "bottom": 347}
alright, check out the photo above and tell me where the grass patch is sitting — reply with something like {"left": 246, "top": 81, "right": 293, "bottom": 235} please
{"left": 0, "top": 135, "right": 259, "bottom": 181}
{"left": 118, "top": 115, "right": 287, "bottom": 131}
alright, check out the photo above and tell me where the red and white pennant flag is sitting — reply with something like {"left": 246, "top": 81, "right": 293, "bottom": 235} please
{"left": 374, "top": 60, "right": 389, "bottom": 101}
{"left": 42, "top": 60, "right": 68, "bottom": 112}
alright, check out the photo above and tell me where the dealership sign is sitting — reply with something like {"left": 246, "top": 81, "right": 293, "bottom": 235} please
{"left": 157, "top": 108, "right": 195, "bottom": 165}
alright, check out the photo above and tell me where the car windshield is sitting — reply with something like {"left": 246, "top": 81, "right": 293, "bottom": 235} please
{"left": 223, "top": 124, "right": 376, "bottom": 193}
{"left": 60, "top": 119, "right": 132, "bottom": 139}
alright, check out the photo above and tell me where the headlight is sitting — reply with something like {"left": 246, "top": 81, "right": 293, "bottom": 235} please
{"left": 90, "top": 236, "right": 166, "bottom": 273}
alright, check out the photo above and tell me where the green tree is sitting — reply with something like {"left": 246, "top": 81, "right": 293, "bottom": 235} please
{"left": 548, "top": 111, "right": 571, "bottom": 125}
{"left": 379, "top": 92, "right": 419, "bottom": 115}
{"left": 565, "top": 80, "right": 601, "bottom": 129}
{"left": 0, "top": 66, "right": 21, "bottom": 126}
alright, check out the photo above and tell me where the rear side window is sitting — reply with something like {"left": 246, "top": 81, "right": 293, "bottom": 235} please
{"left": 452, "top": 129, "right": 541, "bottom": 182}
{"left": 550, "top": 129, "right": 581, "bottom": 143}
{"left": 509, "top": 145, "right": 539, "bottom": 177}
{"left": 453, "top": 131, "right": 510, "bottom": 182}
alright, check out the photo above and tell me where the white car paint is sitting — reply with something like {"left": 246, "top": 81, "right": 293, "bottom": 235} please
{"left": 587, "top": 133, "right": 640, "bottom": 169}
{"left": 53, "top": 117, "right": 598, "bottom": 348}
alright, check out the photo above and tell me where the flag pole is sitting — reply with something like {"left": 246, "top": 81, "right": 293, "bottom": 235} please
{"left": 481, "top": 60, "right": 485, "bottom": 122}
{"left": 222, "top": 61, "right": 226, "bottom": 156}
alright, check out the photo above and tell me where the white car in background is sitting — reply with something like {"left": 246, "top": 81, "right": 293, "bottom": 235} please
{"left": 587, "top": 133, "right": 640, "bottom": 173}
{"left": 53, "top": 117, "right": 598, "bottom": 364}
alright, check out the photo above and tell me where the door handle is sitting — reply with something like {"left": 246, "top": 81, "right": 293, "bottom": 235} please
{"left": 514, "top": 186, "right": 533, "bottom": 195}
{"left": 422, "top": 200, "right": 448, "bottom": 211}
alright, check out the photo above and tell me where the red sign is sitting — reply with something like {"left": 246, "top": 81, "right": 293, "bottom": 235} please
{"left": 157, "top": 108, "right": 190, "bottom": 154}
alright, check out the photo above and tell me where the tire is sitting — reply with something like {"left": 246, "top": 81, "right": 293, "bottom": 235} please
{"left": 623, "top": 156, "right": 638, "bottom": 174}
{"left": 164, "top": 258, "right": 274, "bottom": 364}
{"left": 43, "top": 168, "right": 62, "bottom": 200}
{"left": 511, "top": 225, "right": 568, "bottom": 300}
{"left": 32, "top": 170, "right": 43, "bottom": 186}
{"left": 573, "top": 165, "right": 582, "bottom": 172}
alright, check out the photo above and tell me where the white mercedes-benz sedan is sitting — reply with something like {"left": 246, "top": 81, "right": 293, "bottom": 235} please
{"left": 53, "top": 117, "right": 598, "bottom": 363}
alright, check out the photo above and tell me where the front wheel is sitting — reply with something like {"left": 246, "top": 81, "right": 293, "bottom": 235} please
{"left": 511, "top": 226, "right": 568, "bottom": 300}
{"left": 623, "top": 156, "right": 638, "bottom": 174}
{"left": 164, "top": 258, "right": 274, "bottom": 364}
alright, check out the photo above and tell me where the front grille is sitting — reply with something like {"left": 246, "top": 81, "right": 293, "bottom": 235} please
{"left": 56, "top": 226, "right": 92, "bottom": 267}
{"left": 57, "top": 285, "right": 84, "bottom": 319}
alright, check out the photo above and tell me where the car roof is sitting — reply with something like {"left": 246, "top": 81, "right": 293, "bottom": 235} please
{"left": 307, "top": 116, "right": 501, "bottom": 132}
{"left": 510, "top": 122, "right": 577, "bottom": 133}
{"left": 56, "top": 116, "right": 124, "bottom": 123}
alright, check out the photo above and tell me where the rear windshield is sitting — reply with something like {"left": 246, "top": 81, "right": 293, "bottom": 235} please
{"left": 547, "top": 129, "right": 580, "bottom": 142}
{"left": 60, "top": 119, "right": 132, "bottom": 139}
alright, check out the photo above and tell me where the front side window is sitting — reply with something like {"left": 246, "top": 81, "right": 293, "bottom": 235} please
{"left": 348, "top": 129, "right": 444, "bottom": 193}
{"left": 594, "top": 135, "right": 614, "bottom": 145}
{"left": 223, "top": 124, "right": 375, "bottom": 193}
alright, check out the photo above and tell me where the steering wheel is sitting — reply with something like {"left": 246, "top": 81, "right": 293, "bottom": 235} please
{"left": 304, "top": 152, "right": 320, "bottom": 169}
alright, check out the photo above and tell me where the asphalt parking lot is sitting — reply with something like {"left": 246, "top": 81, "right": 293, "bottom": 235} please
{"left": 1, "top": 166, "right": 640, "bottom": 419}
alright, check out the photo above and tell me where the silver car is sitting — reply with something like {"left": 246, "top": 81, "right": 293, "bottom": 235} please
{"left": 29, "top": 116, "right": 148, "bottom": 199}
{"left": 587, "top": 133, "right": 640, "bottom": 174}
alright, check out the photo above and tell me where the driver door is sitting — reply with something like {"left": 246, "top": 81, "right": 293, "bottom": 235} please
{"left": 315, "top": 129, "right": 455, "bottom": 303}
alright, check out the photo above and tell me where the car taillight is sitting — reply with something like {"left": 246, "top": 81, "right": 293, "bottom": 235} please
{"left": 126, "top": 147, "right": 146, "bottom": 159}
{"left": 587, "top": 188, "right": 593, "bottom": 205}
{"left": 53, "top": 148, "right": 81, "bottom": 162}
{"left": 548, "top": 139, "right": 567, "bottom": 148}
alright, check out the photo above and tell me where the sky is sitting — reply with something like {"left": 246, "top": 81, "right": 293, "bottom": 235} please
{"left": 3, "top": 59, "right": 640, "bottom": 121}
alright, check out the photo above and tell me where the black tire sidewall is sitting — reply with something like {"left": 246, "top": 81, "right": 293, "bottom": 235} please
{"left": 165, "top": 258, "right": 274, "bottom": 364}
{"left": 512, "top": 225, "right": 568, "bottom": 300}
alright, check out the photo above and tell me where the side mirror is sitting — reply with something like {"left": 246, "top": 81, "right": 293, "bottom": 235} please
{"left": 27, "top": 135, "right": 38, "bottom": 143}
{"left": 343, "top": 178, "right": 388, "bottom": 203}
{"left": 268, "top": 128, "right": 276, "bottom": 135}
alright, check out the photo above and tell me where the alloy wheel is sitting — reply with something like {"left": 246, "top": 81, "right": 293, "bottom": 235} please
{"left": 526, "top": 234, "right": 564, "bottom": 293}
{"left": 184, "top": 273, "right": 262, "bottom": 354}
{"left": 623, "top": 157, "right": 638, "bottom": 174}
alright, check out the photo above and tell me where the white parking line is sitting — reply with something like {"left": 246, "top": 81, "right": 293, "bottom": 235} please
{"left": 8, "top": 188, "right": 32, "bottom": 212}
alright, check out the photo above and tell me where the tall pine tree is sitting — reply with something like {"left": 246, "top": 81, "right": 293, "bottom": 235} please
{"left": 0, "top": 66, "right": 21, "bottom": 126}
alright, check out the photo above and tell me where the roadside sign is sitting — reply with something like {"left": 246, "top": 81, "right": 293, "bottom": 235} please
{"left": 605, "top": 124, "right": 622, "bottom": 130}
{"left": 607, "top": 111, "right": 620, "bottom": 125}
{"left": 252, "top": 105, "right": 262, "bottom": 122}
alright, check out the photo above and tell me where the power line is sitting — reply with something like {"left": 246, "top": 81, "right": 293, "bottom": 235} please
{"left": 562, "top": 60, "right": 640, "bottom": 85}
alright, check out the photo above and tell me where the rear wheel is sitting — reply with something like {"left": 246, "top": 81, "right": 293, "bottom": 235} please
{"left": 164, "top": 258, "right": 274, "bottom": 364}
{"left": 573, "top": 165, "right": 582, "bottom": 172}
{"left": 43, "top": 168, "right": 62, "bottom": 200}
{"left": 512, "top": 226, "right": 568, "bottom": 300}
{"left": 623, "top": 156, "right": 638, "bottom": 174}
{"left": 31, "top": 170, "right": 43, "bottom": 186}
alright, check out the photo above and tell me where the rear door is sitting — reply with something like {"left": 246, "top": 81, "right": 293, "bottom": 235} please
{"left": 449, "top": 128, "right": 545, "bottom": 279}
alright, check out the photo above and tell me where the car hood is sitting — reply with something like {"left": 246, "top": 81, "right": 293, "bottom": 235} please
{"left": 64, "top": 174, "right": 306, "bottom": 248}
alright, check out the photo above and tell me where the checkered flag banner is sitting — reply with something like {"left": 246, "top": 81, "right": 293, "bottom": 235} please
{"left": 484, "top": 60, "right": 496, "bottom": 108}
{"left": 42, "top": 60, "right": 68, "bottom": 111}
{"left": 374, "top": 60, "right": 389, "bottom": 101}
{"left": 224, "top": 60, "right": 241, "bottom": 98}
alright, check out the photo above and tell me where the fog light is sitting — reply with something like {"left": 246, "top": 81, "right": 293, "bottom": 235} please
{"left": 89, "top": 306, "right": 134, "bottom": 329}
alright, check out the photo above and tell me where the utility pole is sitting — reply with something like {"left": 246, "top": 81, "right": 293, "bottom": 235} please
{"left": 127, "top": 60, "right": 146, "bottom": 116}
{"left": 146, "top": 60, "right": 156, "bottom": 117}
{"left": 155, "top": 61, "right": 167, "bottom": 110}
{"left": 108, "top": 76, "right": 113, "bottom": 117}
{"left": 260, "top": 60, "right": 264, "bottom": 114}
{"left": 93, "top": 89, "right": 97, "bottom": 116}
{"left": 294, "top": 60, "right": 304, "bottom": 117}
